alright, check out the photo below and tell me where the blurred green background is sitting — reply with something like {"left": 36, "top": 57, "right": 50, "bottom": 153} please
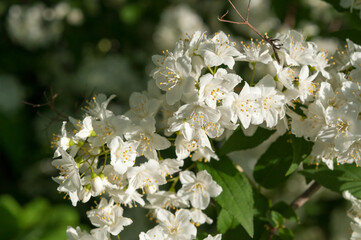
{"left": 0, "top": 0, "right": 359, "bottom": 239}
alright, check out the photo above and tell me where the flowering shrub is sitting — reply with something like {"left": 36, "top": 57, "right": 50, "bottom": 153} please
{"left": 51, "top": 29, "right": 361, "bottom": 239}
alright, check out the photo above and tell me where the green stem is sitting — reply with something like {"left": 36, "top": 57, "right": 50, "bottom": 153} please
{"left": 250, "top": 62, "right": 256, "bottom": 86}
{"left": 169, "top": 176, "right": 179, "bottom": 192}
{"left": 157, "top": 150, "right": 163, "bottom": 160}
{"left": 208, "top": 66, "right": 214, "bottom": 75}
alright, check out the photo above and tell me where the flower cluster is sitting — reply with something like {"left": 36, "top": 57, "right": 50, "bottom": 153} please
{"left": 52, "top": 29, "right": 361, "bottom": 239}
{"left": 289, "top": 37, "right": 361, "bottom": 169}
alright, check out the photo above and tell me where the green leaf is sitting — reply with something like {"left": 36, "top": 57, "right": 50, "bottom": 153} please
{"left": 20, "top": 198, "right": 49, "bottom": 230}
{"left": 217, "top": 209, "right": 240, "bottom": 234}
{"left": 253, "top": 191, "right": 270, "bottom": 217}
{"left": 253, "top": 134, "right": 312, "bottom": 188}
{"left": 0, "top": 195, "right": 21, "bottom": 238}
{"left": 267, "top": 211, "right": 284, "bottom": 228}
{"left": 253, "top": 134, "right": 293, "bottom": 188}
{"left": 300, "top": 164, "right": 361, "bottom": 198}
{"left": 279, "top": 228, "right": 294, "bottom": 240}
{"left": 286, "top": 136, "right": 313, "bottom": 176}
{"left": 271, "top": 202, "right": 298, "bottom": 222}
{"left": 219, "top": 126, "right": 275, "bottom": 156}
{"left": 197, "top": 156, "right": 254, "bottom": 237}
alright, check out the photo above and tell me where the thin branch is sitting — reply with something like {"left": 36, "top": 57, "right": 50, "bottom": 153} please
{"left": 267, "top": 181, "right": 322, "bottom": 240}
{"left": 24, "top": 89, "right": 68, "bottom": 120}
{"left": 291, "top": 181, "right": 321, "bottom": 210}
{"left": 246, "top": 0, "right": 252, "bottom": 21}
{"left": 218, "top": 0, "right": 282, "bottom": 63}
{"left": 226, "top": 0, "right": 246, "bottom": 22}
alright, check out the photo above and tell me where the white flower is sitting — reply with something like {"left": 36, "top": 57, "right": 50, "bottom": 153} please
{"left": 199, "top": 68, "right": 242, "bottom": 109}
{"left": 343, "top": 191, "right": 361, "bottom": 224}
{"left": 152, "top": 48, "right": 195, "bottom": 105}
{"left": 275, "top": 66, "right": 296, "bottom": 90}
{"left": 87, "top": 198, "right": 132, "bottom": 235}
{"left": 197, "top": 31, "right": 242, "bottom": 69}
{"left": 85, "top": 94, "right": 116, "bottom": 120}
{"left": 78, "top": 186, "right": 91, "bottom": 204}
{"left": 236, "top": 39, "right": 272, "bottom": 64}
{"left": 338, "top": 141, "right": 361, "bottom": 166}
{"left": 108, "top": 187, "right": 145, "bottom": 207}
{"left": 203, "top": 234, "right": 222, "bottom": 240}
{"left": 310, "top": 141, "right": 338, "bottom": 170}
{"left": 139, "top": 226, "right": 167, "bottom": 240}
{"left": 341, "top": 80, "right": 361, "bottom": 111}
{"left": 66, "top": 226, "right": 109, "bottom": 240}
{"left": 126, "top": 117, "right": 170, "bottom": 160}
{"left": 295, "top": 66, "right": 318, "bottom": 103}
{"left": 159, "top": 158, "right": 184, "bottom": 177}
{"left": 146, "top": 190, "right": 189, "bottom": 209}
{"left": 279, "top": 30, "right": 316, "bottom": 66}
{"left": 313, "top": 51, "right": 330, "bottom": 79}
{"left": 190, "top": 208, "right": 213, "bottom": 226}
{"left": 127, "top": 159, "right": 166, "bottom": 190}
{"left": 168, "top": 102, "right": 222, "bottom": 141}
{"left": 174, "top": 135, "right": 201, "bottom": 160}
{"left": 90, "top": 173, "right": 112, "bottom": 197}
{"left": 52, "top": 148, "right": 82, "bottom": 194}
{"left": 56, "top": 121, "right": 71, "bottom": 152}
{"left": 302, "top": 100, "right": 327, "bottom": 140}
{"left": 91, "top": 115, "right": 132, "bottom": 146}
{"left": 53, "top": 121, "right": 80, "bottom": 158}
{"left": 178, "top": 170, "right": 222, "bottom": 210}
{"left": 156, "top": 208, "right": 197, "bottom": 240}
{"left": 191, "top": 146, "right": 219, "bottom": 162}
{"left": 75, "top": 116, "right": 95, "bottom": 139}
{"left": 109, "top": 136, "right": 139, "bottom": 174}
{"left": 125, "top": 92, "right": 161, "bottom": 122}
{"left": 255, "top": 75, "right": 286, "bottom": 128}
{"left": 319, "top": 103, "right": 361, "bottom": 152}
{"left": 223, "top": 82, "right": 262, "bottom": 129}
{"left": 351, "top": 222, "right": 361, "bottom": 240}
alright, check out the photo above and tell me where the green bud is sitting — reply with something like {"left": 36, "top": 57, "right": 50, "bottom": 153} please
{"left": 309, "top": 66, "right": 316, "bottom": 72}
{"left": 90, "top": 130, "right": 97, "bottom": 137}
{"left": 77, "top": 141, "right": 84, "bottom": 147}
{"left": 69, "top": 139, "right": 75, "bottom": 146}
{"left": 75, "top": 156, "right": 83, "bottom": 163}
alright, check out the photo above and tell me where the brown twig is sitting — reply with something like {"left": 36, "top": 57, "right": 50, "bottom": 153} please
{"left": 267, "top": 181, "right": 321, "bottom": 240}
{"left": 218, "top": 0, "right": 282, "bottom": 63}
{"left": 24, "top": 89, "right": 68, "bottom": 120}
{"left": 290, "top": 181, "right": 321, "bottom": 210}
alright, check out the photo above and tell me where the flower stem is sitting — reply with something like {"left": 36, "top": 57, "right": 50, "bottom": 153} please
{"left": 250, "top": 62, "right": 256, "bottom": 86}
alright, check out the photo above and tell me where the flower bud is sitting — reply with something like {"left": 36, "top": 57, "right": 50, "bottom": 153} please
{"left": 91, "top": 173, "right": 105, "bottom": 196}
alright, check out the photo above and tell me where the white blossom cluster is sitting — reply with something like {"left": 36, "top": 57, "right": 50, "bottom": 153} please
{"left": 289, "top": 37, "right": 361, "bottom": 169}
{"left": 52, "top": 30, "right": 361, "bottom": 239}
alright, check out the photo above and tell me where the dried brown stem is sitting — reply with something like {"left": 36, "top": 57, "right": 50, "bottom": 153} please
{"left": 218, "top": 0, "right": 282, "bottom": 63}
